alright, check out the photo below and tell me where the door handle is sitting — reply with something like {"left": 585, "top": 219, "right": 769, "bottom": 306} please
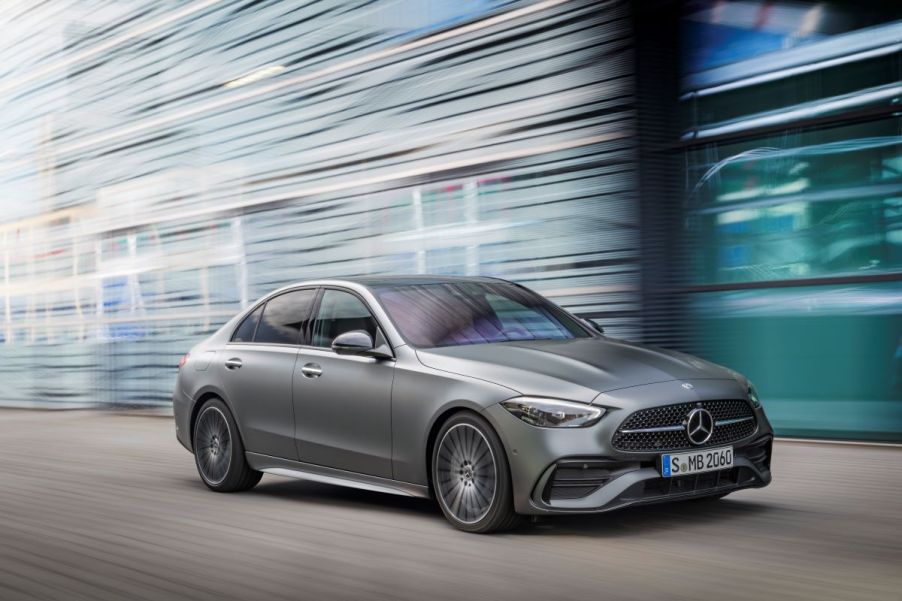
{"left": 224, "top": 358, "right": 243, "bottom": 370}
{"left": 300, "top": 363, "right": 322, "bottom": 378}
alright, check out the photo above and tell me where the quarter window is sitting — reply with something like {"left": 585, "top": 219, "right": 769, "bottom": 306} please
{"left": 231, "top": 305, "right": 262, "bottom": 342}
{"left": 312, "top": 290, "right": 379, "bottom": 348}
{"left": 253, "top": 289, "right": 318, "bottom": 345}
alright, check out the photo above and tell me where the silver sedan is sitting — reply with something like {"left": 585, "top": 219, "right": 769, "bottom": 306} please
{"left": 173, "top": 276, "right": 773, "bottom": 533}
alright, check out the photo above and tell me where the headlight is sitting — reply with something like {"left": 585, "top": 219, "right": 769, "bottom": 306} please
{"left": 500, "top": 397, "right": 604, "bottom": 428}
{"left": 748, "top": 384, "right": 762, "bottom": 408}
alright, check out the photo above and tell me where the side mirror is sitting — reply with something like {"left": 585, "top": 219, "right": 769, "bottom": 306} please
{"left": 331, "top": 330, "right": 393, "bottom": 359}
{"left": 580, "top": 317, "right": 605, "bottom": 335}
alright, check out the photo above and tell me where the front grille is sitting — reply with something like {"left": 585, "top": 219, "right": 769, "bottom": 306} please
{"left": 613, "top": 399, "right": 756, "bottom": 452}
{"left": 635, "top": 466, "right": 760, "bottom": 499}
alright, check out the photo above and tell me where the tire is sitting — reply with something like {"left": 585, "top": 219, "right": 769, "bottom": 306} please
{"left": 431, "top": 412, "right": 520, "bottom": 533}
{"left": 192, "top": 398, "right": 262, "bottom": 492}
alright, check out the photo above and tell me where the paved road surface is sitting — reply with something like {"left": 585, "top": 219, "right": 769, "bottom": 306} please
{"left": 0, "top": 410, "right": 899, "bottom": 601}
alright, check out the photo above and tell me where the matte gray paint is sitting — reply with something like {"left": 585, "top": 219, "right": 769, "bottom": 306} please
{"left": 482, "top": 378, "right": 772, "bottom": 514}
{"left": 415, "top": 337, "right": 736, "bottom": 402}
{"left": 174, "top": 277, "right": 773, "bottom": 516}
{"left": 388, "top": 344, "right": 516, "bottom": 484}
{"left": 292, "top": 346, "right": 394, "bottom": 478}
{"left": 220, "top": 344, "right": 299, "bottom": 460}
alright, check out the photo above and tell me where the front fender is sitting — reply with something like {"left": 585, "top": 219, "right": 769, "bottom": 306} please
{"left": 390, "top": 347, "right": 516, "bottom": 485}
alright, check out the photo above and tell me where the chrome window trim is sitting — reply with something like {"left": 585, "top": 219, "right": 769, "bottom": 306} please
{"left": 227, "top": 286, "right": 319, "bottom": 346}
{"left": 307, "top": 285, "right": 392, "bottom": 354}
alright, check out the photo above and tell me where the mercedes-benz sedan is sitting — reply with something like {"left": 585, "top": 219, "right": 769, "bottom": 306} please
{"left": 174, "top": 276, "right": 773, "bottom": 532}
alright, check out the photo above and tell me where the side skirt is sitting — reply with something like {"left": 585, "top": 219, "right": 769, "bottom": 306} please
{"left": 246, "top": 452, "right": 431, "bottom": 499}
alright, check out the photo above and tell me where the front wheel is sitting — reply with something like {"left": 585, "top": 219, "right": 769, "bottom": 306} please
{"left": 432, "top": 412, "right": 520, "bottom": 533}
{"left": 193, "top": 398, "right": 261, "bottom": 492}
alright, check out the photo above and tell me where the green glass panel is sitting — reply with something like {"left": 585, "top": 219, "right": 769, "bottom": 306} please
{"left": 691, "top": 53, "right": 900, "bottom": 127}
{"left": 690, "top": 283, "right": 902, "bottom": 441}
{"left": 687, "top": 119, "right": 902, "bottom": 285}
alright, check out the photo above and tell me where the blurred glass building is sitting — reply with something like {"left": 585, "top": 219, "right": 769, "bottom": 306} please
{"left": 0, "top": 0, "right": 641, "bottom": 408}
{"left": 679, "top": 1, "right": 901, "bottom": 440}
{"left": 0, "top": 0, "right": 899, "bottom": 440}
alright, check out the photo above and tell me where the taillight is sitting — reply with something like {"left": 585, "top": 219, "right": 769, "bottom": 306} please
{"left": 178, "top": 352, "right": 190, "bottom": 369}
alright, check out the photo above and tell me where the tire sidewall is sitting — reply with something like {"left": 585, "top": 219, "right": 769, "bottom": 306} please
{"left": 193, "top": 398, "right": 247, "bottom": 491}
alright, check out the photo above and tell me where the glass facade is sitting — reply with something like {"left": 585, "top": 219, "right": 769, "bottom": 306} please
{"left": 688, "top": 124, "right": 901, "bottom": 285}
{"left": 0, "top": 0, "right": 639, "bottom": 407}
{"left": 682, "top": 4, "right": 902, "bottom": 440}
{"left": 1, "top": 0, "right": 898, "bottom": 442}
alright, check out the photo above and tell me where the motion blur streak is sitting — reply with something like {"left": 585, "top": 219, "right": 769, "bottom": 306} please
{"left": 0, "top": 0, "right": 900, "bottom": 444}
{"left": 0, "top": 0, "right": 640, "bottom": 408}
{"left": 680, "top": 3, "right": 901, "bottom": 441}
{"left": 0, "top": 411, "right": 900, "bottom": 600}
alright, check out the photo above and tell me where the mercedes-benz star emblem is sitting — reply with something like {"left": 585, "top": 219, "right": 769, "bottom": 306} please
{"left": 685, "top": 407, "right": 714, "bottom": 445}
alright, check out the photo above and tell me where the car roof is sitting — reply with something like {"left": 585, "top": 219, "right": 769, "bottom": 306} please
{"left": 335, "top": 274, "right": 508, "bottom": 288}
{"left": 261, "top": 275, "right": 517, "bottom": 301}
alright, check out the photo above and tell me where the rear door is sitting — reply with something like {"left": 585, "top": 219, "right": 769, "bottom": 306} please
{"left": 220, "top": 288, "right": 317, "bottom": 459}
{"left": 292, "top": 288, "right": 394, "bottom": 477}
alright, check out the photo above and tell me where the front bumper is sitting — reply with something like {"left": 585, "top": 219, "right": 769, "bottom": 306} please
{"left": 481, "top": 379, "right": 774, "bottom": 516}
{"left": 172, "top": 385, "right": 193, "bottom": 452}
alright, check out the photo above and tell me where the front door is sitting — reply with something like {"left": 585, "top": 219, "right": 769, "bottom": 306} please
{"left": 293, "top": 288, "right": 394, "bottom": 478}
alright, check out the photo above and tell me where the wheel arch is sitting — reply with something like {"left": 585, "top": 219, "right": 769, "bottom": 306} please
{"left": 189, "top": 387, "right": 245, "bottom": 453}
{"left": 424, "top": 403, "right": 501, "bottom": 495}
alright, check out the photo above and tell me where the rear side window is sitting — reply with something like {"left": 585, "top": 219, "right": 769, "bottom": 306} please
{"left": 231, "top": 305, "right": 262, "bottom": 342}
{"left": 253, "top": 289, "right": 318, "bottom": 345}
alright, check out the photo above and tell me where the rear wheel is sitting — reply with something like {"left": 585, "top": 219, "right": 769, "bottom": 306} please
{"left": 193, "top": 398, "right": 261, "bottom": 492}
{"left": 432, "top": 412, "right": 520, "bottom": 533}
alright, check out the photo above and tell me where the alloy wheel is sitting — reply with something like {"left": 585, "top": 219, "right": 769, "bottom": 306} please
{"left": 195, "top": 406, "right": 232, "bottom": 485}
{"left": 435, "top": 423, "right": 497, "bottom": 524}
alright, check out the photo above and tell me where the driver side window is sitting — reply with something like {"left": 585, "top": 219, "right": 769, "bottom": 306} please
{"left": 312, "top": 290, "right": 379, "bottom": 348}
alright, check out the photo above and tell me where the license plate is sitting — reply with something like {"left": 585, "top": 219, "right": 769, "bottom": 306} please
{"left": 661, "top": 446, "right": 733, "bottom": 477}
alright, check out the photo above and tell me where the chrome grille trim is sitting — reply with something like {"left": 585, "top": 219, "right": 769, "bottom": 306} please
{"left": 612, "top": 399, "right": 758, "bottom": 452}
{"left": 619, "top": 425, "right": 684, "bottom": 434}
{"left": 715, "top": 416, "right": 754, "bottom": 427}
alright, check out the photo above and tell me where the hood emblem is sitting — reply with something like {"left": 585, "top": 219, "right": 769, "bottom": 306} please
{"left": 681, "top": 382, "right": 694, "bottom": 390}
{"left": 685, "top": 407, "right": 714, "bottom": 445}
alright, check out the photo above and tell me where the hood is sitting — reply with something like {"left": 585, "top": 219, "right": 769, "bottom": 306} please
{"left": 415, "top": 337, "right": 738, "bottom": 403}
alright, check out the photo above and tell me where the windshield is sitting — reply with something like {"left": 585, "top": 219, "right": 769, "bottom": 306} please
{"left": 373, "top": 281, "right": 590, "bottom": 348}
